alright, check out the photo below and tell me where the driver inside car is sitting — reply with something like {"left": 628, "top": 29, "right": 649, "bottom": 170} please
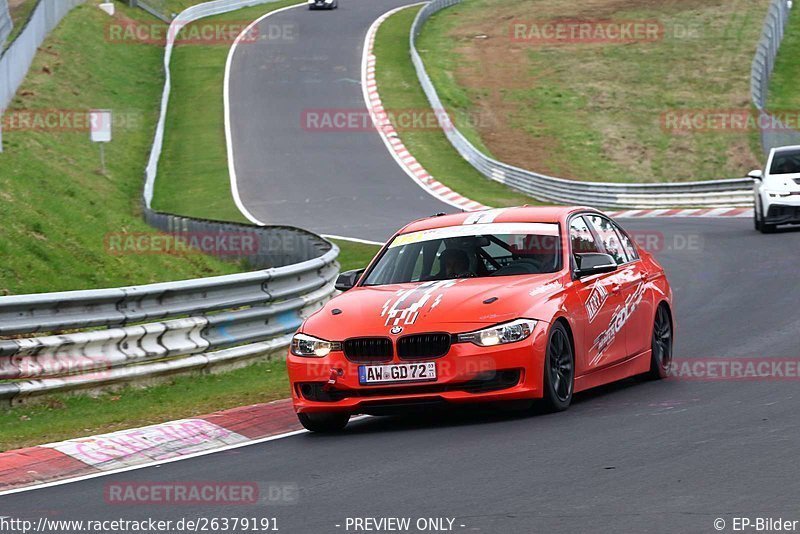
{"left": 437, "top": 248, "right": 472, "bottom": 279}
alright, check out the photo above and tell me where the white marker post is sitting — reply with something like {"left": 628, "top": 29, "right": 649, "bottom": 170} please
{"left": 90, "top": 109, "right": 112, "bottom": 174}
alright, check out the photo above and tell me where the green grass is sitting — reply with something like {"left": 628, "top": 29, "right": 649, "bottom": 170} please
{"left": 374, "top": 6, "right": 532, "bottom": 208}
{"left": 0, "top": 3, "right": 241, "bottom": 295}
{"left": 768, "top": 6, "right": 800, "bottom": 112}
{"left": 417, "top": 0, "right": 769, "bottom": 182}
{"left": 0, "top": 359, "right": 290, "bottom": 452}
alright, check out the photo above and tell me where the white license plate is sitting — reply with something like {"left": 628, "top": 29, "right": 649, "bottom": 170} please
{"left": 358, "top": 362, "right": 437, "bottom": 385}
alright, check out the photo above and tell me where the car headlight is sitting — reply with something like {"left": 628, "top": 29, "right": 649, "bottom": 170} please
{"left": 457, "top": 319, "right": 537, "bottom": 347}
{"left": 291, "top": 333, "right": 341, "bottom": 357}
{"left": 765, "top": 190, "right": 792, "bottom": 198}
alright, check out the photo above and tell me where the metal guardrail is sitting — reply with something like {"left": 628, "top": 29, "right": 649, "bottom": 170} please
{"left": 409, "top": 0, "right": 756, "bottom": 208}
{"left": 0, "top": 234, "right": 339, "bottom": 405}
{"left": 750, "top": 0, "right": 800, "bottom": 153}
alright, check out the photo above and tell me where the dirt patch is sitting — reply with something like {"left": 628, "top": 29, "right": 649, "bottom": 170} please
{"left": 433, "top": 0, "right": 767, "bottom": 181}
{"left": 452, "top": 35, "right": 566, "bottom": 176}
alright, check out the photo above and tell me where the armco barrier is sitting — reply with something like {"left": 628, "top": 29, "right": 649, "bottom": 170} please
{"left": 750, "top": 0, "right": 800, "bottom": 153}
{"left": 409, "top": 0, "right": 756, "bottom": 208}
{"left": 0, "top": 232, "right": 339, "bottom": 405}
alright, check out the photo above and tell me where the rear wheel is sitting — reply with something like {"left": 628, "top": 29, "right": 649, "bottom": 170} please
{"left": 647, "top": 304, "right": 673, "bottom": 379}
{"left": 298, "top": 412, "right": 350, "bottom": 432}
{"left": 541, "top": 322, "right": 574, "bottom": 412}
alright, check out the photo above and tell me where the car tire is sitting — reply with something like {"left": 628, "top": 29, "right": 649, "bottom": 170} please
{"left": 757, "top": 197, "right": 777, "bottom": 233}
{"left": 541, "top": 322, "right": 574, "bottom": 412}
{"left": 297, "top": 412, "right": 350, "bottom": 432}
{"left": 754, "top": 197, "right": 762, "bottom": 231}
{"left": 646, "top": 304, "right": 673, "bottom": 379}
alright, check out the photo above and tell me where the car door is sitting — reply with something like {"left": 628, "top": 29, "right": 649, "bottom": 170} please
{"left": 585, "top": 215, "right": 652, "bottom": 361}
{"left": 569, "top": 215, "right": 628, "bottom": 372}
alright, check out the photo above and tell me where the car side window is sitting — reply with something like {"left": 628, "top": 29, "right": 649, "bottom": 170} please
{"left": 615, "top": 224, "right": 639, "bottom": 261}
{"left": 569, "top": 216, "right": 601, "bottom": 255}
{"left": 586, "top": 215, "right": 628, "bottom": 265}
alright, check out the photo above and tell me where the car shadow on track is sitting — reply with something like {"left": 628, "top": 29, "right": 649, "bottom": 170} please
{"left": 304, "top": 377, "right": 666, "bottom": 437}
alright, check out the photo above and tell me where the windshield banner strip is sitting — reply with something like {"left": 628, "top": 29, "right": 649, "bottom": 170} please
{"left": 389, "top": 223, "right": 560, "bottom": 248}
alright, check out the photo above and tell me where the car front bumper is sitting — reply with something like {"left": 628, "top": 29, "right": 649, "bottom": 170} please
{"left": 765, "top": 200, "right": 800, "bottom": 225}
{"left": 287, "top": 323, "right": 549, "bottom": 414}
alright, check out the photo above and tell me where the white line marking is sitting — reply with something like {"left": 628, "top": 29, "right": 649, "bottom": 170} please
{"left": 224, "top": 2, "right": 306, "bottom": 226}
{"left": 322, "top": 234, "right": 385, "bottom": 246}
{"left": 0, "top": 415, "right": 370, "bottom": 496}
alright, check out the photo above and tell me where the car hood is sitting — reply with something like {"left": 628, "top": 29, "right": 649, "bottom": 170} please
{"left": 303, "top": 273, "right": 567, "bottom": 339}
{"left": 765, "top": 174, "right": 800, "bottom": 189}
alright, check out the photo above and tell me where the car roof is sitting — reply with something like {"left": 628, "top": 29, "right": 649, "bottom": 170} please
{"left": 771, "top": 145, "right": 800, "bottom": 154}
{"left": 398, "top": 206, "right": 601, "bottom": 234}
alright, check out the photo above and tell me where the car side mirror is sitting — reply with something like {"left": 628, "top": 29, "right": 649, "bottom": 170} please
{"left": 747, "top": 169, "right": 763, "bottom": 180}
{"left": 335, "top": 269, "right": 365, "bottom": 292}
{"left": 574, "top": 253, "right": 618, "bottom": 279}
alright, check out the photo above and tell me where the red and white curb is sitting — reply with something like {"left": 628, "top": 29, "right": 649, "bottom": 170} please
{"left": 0, "top": 399, "right": 304, "bottom": 495}
{"left": 362, "top": 5, "right": 488, "bottom": 213}
{"left": 605, "top": 207, "right": 753, "bottom": 218}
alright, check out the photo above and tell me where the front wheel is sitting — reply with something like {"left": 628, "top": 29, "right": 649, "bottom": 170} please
{"left": 757, "top": 197, "right": 777, "bottom": 233}
{"left": 298, "top": 412, "right": 350, "bottom": 432}
{"left": 541, "top": 322, "right": 574, "bottom": 412}
{"left": 646, "top": 304, "right": 673, "bottom": 379}
{"left": 754, "top": 196, "right": 762, "bottom": 231}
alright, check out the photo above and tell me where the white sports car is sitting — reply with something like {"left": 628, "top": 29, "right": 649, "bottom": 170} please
{"left": 749, "top": 145, "right": 800, "bottom": 233}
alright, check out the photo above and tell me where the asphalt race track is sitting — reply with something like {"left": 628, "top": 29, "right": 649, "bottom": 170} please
{"left": 6, "top": 218, "right": 800, "bottom": 533}
{"left": 4, "top": 2, "right": 800, "bottom": 534}
{"left": 228, "top": 0, "right": 453, "bottom": 241}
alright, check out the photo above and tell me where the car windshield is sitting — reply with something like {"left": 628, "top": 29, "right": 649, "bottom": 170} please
{"left": 362, "top": 223, "right": 562, "bottom": 286}
{"left": 770, "top": 150, "right": 800, "bottom": 175}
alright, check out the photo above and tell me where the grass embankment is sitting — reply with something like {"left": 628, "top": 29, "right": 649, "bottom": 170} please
{"left": 153, "top": 2, "right": 382, "bottom": 266}
{"left": 0, "top": 3, "right": 241, "bottom": 295}
{"left": 0, "top": 3, "right": 330, "bottom": 450}
{"left": 415, "top": 0, "right": 769, "bottom": 182}
{"left": 374, "top": 6, "right": 532, "bottom": 207}
{"left": 768, "top": 6, "right": 800, "bottom": 113}
{"left": 0, "top": 359, "right": 289, "bottom": 451}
